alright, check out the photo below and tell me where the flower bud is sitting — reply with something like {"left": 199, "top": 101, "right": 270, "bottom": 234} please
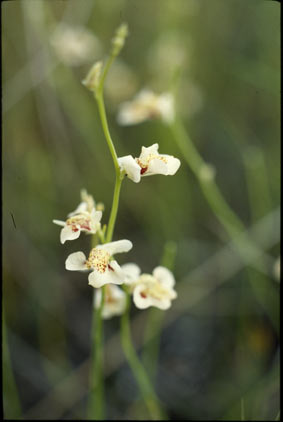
{"left": 111, "top": 23, "right": 128, "bottom": 57}
{"left": 82, "top": 61, "right": 103, "bottom": 92}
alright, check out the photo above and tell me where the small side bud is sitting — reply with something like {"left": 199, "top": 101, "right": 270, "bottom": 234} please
{"left": 82, "top": 61, "right": 103, "bottom": 92}
{"left": 96, "top": 202, "right": 105, "bottom": 212}
{"left": 199, "top": 163, "right": 216, "bottom": 182}
{"left": 111, "top": 23, "right": 129, "bottom": 57}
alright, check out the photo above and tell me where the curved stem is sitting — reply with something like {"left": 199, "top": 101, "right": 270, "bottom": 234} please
{"left": 96, "top": 93, "right": 120, "bottom": 174}
{"left": 121, "top": 291, "right": 166, "bottom": 420}
{"left": 170, "top": 118, "right": 244, "bottom": 237}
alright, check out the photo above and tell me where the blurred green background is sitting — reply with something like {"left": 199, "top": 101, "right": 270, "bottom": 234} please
{"left": 2, "top": 0, "right": 280, "bottom": 420}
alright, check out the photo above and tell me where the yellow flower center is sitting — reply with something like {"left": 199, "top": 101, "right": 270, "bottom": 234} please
{"left": 86, "top": 248, "right": 111, "bottom": 273}
{"left": 138, "top": 274, "right": 172, "bottom": 300}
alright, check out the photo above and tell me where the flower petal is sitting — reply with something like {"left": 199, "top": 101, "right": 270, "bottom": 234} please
{"left": 53, "top": 219, "right": 66, "bottom": 227}
{"left": 98, "top": 239, "right": 133, "bottom": 256}
{"left": 147, "top": 157, "right": 168, "bottom": 175}
{"left": 60, "top": 225, "right": 81, "bottom": 244}
{"left": 65, "top": 252, "right": 87, "bottom": 271}
{"left": 88, "top": 261, "right": 124, "bottom": 288}
{"left": 133, "top": 284, "right": 154, "bottom": 309}
{"left": 95, "top": 285, "right": 126, "bottom": 319}
{"left": 139, "top": 143, "right": 159, "bottom": 162}
{"left": 118, "top": 155, "right": 141, "bottom": 183}
{"left": 153, "top": 266, "right": 176, "bottom": 288}
{"left": 68, "top": 201, "right": 88, "bottom": 217}
{"left": 90, "top": 210, "right": 102, "bottom": 231}
{"left": 162, "top": 155, "right": 181, "bottom": 175}
{"left": 121, "top": 263, "right": 141, "bottom": 285}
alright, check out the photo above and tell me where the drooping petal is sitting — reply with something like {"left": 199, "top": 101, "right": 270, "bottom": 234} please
{"left": 98, "top": 239, "right": 133, "bottom": 256}
{"left": 162, "top": 155, "right": 181, "bottom": 175}
{"left": 65, "top": 252, "right": 87, "bottom": 271}
{"left": 60, "top": 225, "right": 81, "bottom": 244}
{"left": 121, "top": 263, "right": 141, "bottom": 285}
{"left": 153, "top": 266, "right": 176, "bottom": 288}
{"left": 118, "top": 155, "right": 141, "bottom": 183}
{"left": 147, "top": 157, "right": 168, "bottom": 175}
{"left": 53, "top": 219, "right": 66, "bottom": 227}
{"left": 88, "top": 261, "right": 124, "bottom": 288}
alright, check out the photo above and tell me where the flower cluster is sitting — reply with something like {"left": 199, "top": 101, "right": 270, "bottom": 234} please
{"left": 55, "top": 27, "right": 181, "bottom": 320}
{"left": 54, "top": 189, "right": 177, "bottom": 318}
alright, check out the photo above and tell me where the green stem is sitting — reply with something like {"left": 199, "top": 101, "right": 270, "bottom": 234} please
{"left": 169, "top": 118, "right": 270, "bottom": 273}
{"left": 88, "top": 286, "right": 105, "bottom": 420}
{"left": 121, "top": 292, "right": 165, "bottom": 420}
{"left": 96, "top": 93, "right": 120, "bottom": 174}
{"left": 106, "top": 174, "right": 123, "bottom": 243}
{"left": 170, "top": 118, "right": 244, "bottom": 237}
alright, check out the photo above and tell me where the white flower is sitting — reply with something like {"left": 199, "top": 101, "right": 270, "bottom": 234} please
{"left": 94, "top": 284, "right": 127, "bottom": 319}
{"left": 132, "top": 266, "right": 177, "bottom": 310}
{"left": 53, "top": 190, "right": 103, "bottom": 244}
{"left": 118, "top": 143, "right": 181, "bottom": 183}
{"left": 65, "top": 240, "right": 133, "bottom": 288}
{"left": 50, "top": 23, "right": 101, "bottom": 66}
{"left": 53, "top": 209, "right": 102, "bottom": 244}
{"left": 117, "top": 89, "right": 175, "bottom": 125}
{"left": 121, "top": 262, "right": 141, "bottom": 291}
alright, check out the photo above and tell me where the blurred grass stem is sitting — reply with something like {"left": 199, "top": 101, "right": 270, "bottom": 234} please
{"left": 142, "top": 241, "right": 177, "bottom": 382}
{"left": 88, "top": 286, "right": 105, "bottom": 419}
{"left": 121, "top": 291, "right": 165, "bottom": 420}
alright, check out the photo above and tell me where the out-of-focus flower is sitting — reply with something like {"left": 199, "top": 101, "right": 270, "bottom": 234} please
{"left": 118, "top": 143, "right": 181, "bottom": 183}
{"left": 65, "top": 240, "right": 133, "bottom": 288}
{"left": 53, "top": 190, "right": 103, "bottom": 244}
{"left": 121, "top": 262, "right": 141, "bottom": 291}
{"left": 50, "top": 23, "right": 101, "bottom": 66}
{"left": 94, "top": 284, "right": 127, "bottom": 319}
{"left": 147, "top": 31, "right": 189, "bottom": 79}
{"left": 105, "top": 59, "right": 138, "bottom": 104}
{"left": 117, "top": 90, "right": 175, "bottom": 126}
{"left": 131, "top": 266, "right": 177, "bottom": 310}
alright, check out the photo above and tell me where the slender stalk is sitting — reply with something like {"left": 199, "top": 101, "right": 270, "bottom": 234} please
{"left": 95, "top": 92, "right": 120, "bottom": 174}
{"left": 142, "top": 241, "right": 177, "bottom": 382}
{"left": 121, "top": 291, "right": 165, "bottom": 420}
{"left": 88, "top": 52, "right": 123, "bottom": 419}
{"left": 106, "top": 175, "right": 123, "bottom": 243}
{"left": 170, "top": 118, "right": 244, "bottom": 237}
{"left": 88, "top": 286, "right": 105, "bottom": 420}
{"left": 169, "top": 118, "right": 269, "bottom": 272}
